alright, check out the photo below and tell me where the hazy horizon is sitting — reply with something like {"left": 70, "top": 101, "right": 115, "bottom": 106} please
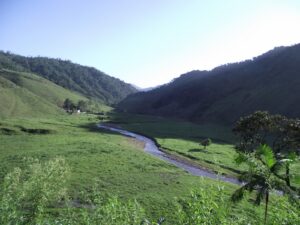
{"left": 1, "top": 0, "right": 300, "bottom": 88}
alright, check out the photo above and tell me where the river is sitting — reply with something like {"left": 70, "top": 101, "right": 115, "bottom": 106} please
{"left": 98, "top": 124, "right": 241, "bottom": 185}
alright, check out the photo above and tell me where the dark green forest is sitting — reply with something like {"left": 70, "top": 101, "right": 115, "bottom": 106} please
{"left": 0, "top": 51, "right": 137, "bottom": 105}
{"left": 118, "top": 44, "right": 300, "bottom": 124}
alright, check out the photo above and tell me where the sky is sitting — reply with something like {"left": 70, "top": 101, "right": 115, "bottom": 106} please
{"left": 1, "top": 0, "right": 300, "bottom": 88}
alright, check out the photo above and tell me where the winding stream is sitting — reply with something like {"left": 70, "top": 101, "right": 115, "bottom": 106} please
{"left": 98, "top": 124, "right": 241, "bottom": 185}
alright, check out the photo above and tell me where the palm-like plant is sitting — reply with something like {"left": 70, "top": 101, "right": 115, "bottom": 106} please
{"left": 231, "top": 144, "right": 297, "bottom": 225}
{"left": 233, "top": 111, "right": 300, "bottom": 190}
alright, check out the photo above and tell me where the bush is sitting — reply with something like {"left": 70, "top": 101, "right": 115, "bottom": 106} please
{"left": 0, "top": 157, "right": 69, "bottom": 224}
{"left": 200, "top": 138, "right": 212, "bottom": 150}
{"left": 60, "top": 195, "right": 146, "bottom": 225}
{"left": 175, "top": 184, "right": 254, "bottom": 225}
{"left": 0, "top": 158, "right": 148, "bottom": 225}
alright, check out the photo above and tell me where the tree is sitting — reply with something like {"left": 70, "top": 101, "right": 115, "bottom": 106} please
{"left": 63, "top": 98, "right": 75, "bottom": 112}
{"left": 77, "top": 100, "right": 88, "bottom": 112}
{"left": 233, "top": 111, "right": 300, "bottom": 188}
{"left": 200, "top": 138, "right": 212, "bottom": 150}
{"left": 231, "top": 144, "right": 297, "bottom": 225}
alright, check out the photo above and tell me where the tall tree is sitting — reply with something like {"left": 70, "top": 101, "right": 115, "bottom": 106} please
{"left": 233, "top": 111, "right": 300, "bottom": 188}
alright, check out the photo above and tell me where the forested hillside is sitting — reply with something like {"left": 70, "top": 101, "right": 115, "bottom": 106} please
{"left": 0, "top": 51, "right": 137, "bottom": 105}
{"left": 119, "top": 44, "right": 300, "bottom": 124}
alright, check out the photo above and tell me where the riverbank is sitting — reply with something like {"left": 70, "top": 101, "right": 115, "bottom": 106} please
{"left": 106, "top": 112, "right": 300, "bottom": 188}
{"left": 98, "top": 123, "right": 241, "bottom": 185}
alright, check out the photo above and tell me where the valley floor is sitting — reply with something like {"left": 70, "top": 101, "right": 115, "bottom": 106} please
{"left": 0, "top": 113, "right": 298, "bottom": 223}
{"left": 108, "top": 113, "right": 300, "bottom": 187}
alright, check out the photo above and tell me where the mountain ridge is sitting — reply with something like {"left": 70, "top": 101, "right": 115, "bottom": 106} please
{"left": 118, "top": 43, "right": 300, "bottom": 124}
{"left": 0, "top": 51, "right": 137, "bottom": 105}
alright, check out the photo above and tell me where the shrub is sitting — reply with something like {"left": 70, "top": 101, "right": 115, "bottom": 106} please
{"left": 0, "top": 159, "right": 148, "bottom": 225}
{"left": 200, "top": 138, "right": 212, "bottom": 150}
{"left": 0, "top": 157, "right": 69, "bottom": 224}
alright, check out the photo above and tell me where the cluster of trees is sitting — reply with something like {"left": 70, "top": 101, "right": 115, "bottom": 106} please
{"left": 0, "top": 51, "right": 137, "bottom": 105}
{"left": 62, "top": 99, "right": 88, "bottom": 112}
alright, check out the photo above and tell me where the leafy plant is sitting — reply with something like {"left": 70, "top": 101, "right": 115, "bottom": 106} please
{"left": 177, "top": 184, "right": 243, "bottom": 225}
{"left": 232, "top": 144, "right": 298, "bottom": 225}
{"left": 62, "top": 195, "right": 146, "bottom": 225}
{"left": 233, "top": 111, "right": 300, "bottom": 189}
{"left": 0, "top": 158, "right": 150, "bottom": 225}
{"left": 0, "top": 157, "right": 69, "bottom": 224}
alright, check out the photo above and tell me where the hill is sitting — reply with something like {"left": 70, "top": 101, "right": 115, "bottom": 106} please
{"left": 118, "top": 44, "right": 300, "bottom": 124}
{"left": 0, "top": 51, "right": 137, "bottom": 105}
{"left": 0, "top": 69, "right": 87, "bottom": 118}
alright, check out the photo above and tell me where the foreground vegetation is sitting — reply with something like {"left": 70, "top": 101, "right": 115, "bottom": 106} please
{"left": 1, "top": 157, "right": 299, "bottom": 224}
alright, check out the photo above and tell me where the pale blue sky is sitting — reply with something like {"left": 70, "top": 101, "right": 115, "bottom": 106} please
{"left": 1, "top": 0, "right": 300, "bottom": 87}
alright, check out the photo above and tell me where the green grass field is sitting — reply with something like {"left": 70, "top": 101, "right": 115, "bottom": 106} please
{"left": 108, "top": 112, "right": 300, "bottom": 187}
{"left": 0, "top": 114, "right": 262, "bottom": 222}
{"left": 0, "top": 113, "right": 298, "bottom": 223}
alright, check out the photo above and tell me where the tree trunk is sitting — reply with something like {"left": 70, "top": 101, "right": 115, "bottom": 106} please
{"left": 285, "top": 164, "right": 290, "bottom": 187}
{"left": 264, "top": 192, "right": 269, "bottom": 225}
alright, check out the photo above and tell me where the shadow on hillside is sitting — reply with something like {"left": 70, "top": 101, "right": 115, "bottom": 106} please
{"left": 105, "top": 111, "right": 236, "bottom": 144}
{"left": 188, "top": 148, "right": 221, "bottom": 154}
{"left": 190, "top": 136, "right": 230, "bottom": 145}
{"left": 78, "top": 122, "right": 131, "bottom": 138}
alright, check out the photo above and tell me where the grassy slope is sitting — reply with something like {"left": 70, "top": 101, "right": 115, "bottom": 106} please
{"left": 0, "top": 51, "right": 138, "bottom": 105}
{"left": 0, "top": 69, "right": 87, "bottom": 118}
{"left": 0, "top": 114, "right": 271, "bottom": 223}
{"left": 109, "top": 113, "right": 300, "bottom": 187}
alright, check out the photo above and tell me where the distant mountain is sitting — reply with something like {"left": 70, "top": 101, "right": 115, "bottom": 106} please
{"left": 141, "top": 85, "right": 162, "bottom": 92}
{"left": 118, "top": 44, "right": 300, "bottom": 124}
{"left": 130, "top": 84, "right": 143, "bottom": 91}
{"left": 0, "top": 51, "right": 137, "bottom": 105}
{"left": 129, "top": 84, "right": 158, "bottom": 92}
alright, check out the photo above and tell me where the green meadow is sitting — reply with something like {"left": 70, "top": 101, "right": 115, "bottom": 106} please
{"left": 1, "top": 112, "right": 298, "bottom": 224}
{"left": 0, "top": 114, "right": 232, "bottom": 222}
{"left": 109, "top": 112, "right": 300, "bottom": 187}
